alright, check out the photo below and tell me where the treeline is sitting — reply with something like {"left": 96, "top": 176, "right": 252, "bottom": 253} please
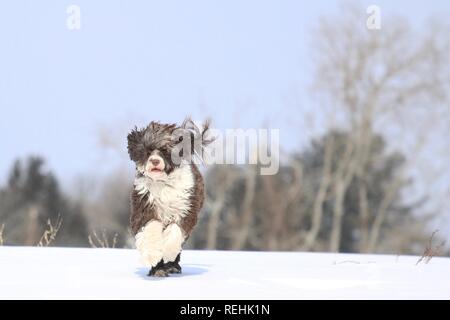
{"left": 0, "top": 157, "right": 88, "bottom": 246}
{"left": 0, "top": 129, "right": 443, "bottom": 255}
{"left": 190, "top": 130, "right": 433, "bottom": 254}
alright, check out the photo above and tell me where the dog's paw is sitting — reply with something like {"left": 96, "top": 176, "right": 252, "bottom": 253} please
{"left": 165, "top": 264, "right": 182, "bottom": 274}
{"left": 148, "top": 268, "right": 169, "bottom": 277}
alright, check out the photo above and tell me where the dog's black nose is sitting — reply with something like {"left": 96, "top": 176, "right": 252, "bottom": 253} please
{"left": 151, "top": 159, "right": 160, "bottom": 166}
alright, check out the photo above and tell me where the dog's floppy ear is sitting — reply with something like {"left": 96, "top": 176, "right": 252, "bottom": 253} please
{"left": 127, "top": 126, "right": 145, "bottom": 162}
{"left": 199, "top": 118, "right": 215, "bottom": 147}
{"left": 180, "top": 117, "right": 216, "bottom": 162}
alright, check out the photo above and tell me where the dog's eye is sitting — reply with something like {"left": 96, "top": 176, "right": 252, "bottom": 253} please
{"left": 178, "top": 136, "right": 183, "bottom": 142}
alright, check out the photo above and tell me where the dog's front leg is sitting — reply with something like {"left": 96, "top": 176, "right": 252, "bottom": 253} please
{"left": 135, "top": 220, "right": 164, "bottom": 268}
{"left": 162, "top": 223, "right": 184, "bottom": 263}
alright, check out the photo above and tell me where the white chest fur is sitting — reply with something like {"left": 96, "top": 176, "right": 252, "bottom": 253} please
{"left": 134, "top": 165, "right": 194, "bottom": 225}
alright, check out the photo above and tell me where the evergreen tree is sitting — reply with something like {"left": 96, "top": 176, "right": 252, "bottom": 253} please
{"left": 0, "top": 156, "right": 88, "bottom": 246}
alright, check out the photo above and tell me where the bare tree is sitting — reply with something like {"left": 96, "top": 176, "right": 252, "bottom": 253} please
{"left": 78, "top": 169, "right": 133, "bottom": 248}
{"left": 301, "top": 135, "right": 334, "bottom": 251}
{"left": 230, "top": 166, "right": 257, "bottom": 250}
{"left": 204, "top": 167, "right": 239, "bottom": 249}
{"left": 25, "top": 205, "right": 40, "bottom": 246}
{"left": 0, "top": 223, "right": 4, "bottom": 246}
{"left": 260, "top": 157, "right": 303, "bottom": 251}
{"left": 312, "top": 3, "right": 450, "bottom": 252}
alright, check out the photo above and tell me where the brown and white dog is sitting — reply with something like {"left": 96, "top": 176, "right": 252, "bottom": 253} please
{"left": 127, "top": 118, "right": 213, "bottom": 277}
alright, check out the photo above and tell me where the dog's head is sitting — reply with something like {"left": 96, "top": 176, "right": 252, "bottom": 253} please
{"left": 127, "top": 118, "right": 214, "bottom": 179}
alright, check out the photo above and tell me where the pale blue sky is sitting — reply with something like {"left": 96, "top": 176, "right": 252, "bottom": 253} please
{"left": 1, "top": 0, "right": 449, "bottom": 186}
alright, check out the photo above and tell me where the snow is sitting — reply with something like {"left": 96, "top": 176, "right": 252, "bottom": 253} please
{"left": 0, "top": 246, "right": 449, "bottom": 299}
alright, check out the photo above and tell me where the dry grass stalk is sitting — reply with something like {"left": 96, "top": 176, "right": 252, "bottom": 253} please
{"left": 416, "top": 230, "right": 446, "bottom": 265}
{"left": 88, "top": 229, "right": 118, "bottom": 248}
{"left": 37, "top": 215, "right": 63, "bottom": 247}
{"left": 0, "top": 223, "right": 5, "bottom": 246}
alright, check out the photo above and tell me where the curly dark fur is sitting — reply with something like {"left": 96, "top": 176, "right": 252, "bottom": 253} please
{"left": 129, "top": 163, "right": 204, "bottom": 237}
{"left": 181, "top": 164, "right": 204, "bottom": 237}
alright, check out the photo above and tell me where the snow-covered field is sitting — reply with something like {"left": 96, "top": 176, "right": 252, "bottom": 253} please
{"left": 0, "top": 246, "right": 449, "bottom": 299}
